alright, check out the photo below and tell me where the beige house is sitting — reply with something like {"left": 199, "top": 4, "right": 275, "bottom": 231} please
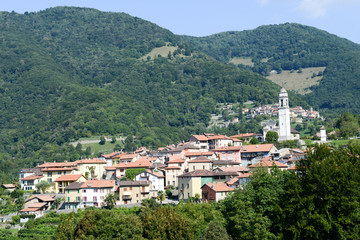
{"left": 164, "top": 166, "right": 182, "bottom": 188}
{"left": 55, "top": 174, "right": 87, "bottom": 193}
{"left": 118, "top": 181, "right": 151, "bottom": 205}
{"left": 64, "top": 182, "right": 83, "bottom": 209}
{"left": 75, "top": 158, "right": 107, "bottom": 179}
{"left": 178, "top": 170, "right": 214, "bottom": 201}
{"left": 178, "top": 170, "right": 239, "bottom": 201}
{"left": 41, "top": 167, "right": 78, "bottom": 193}
{"left": 187, "top": 156, "right": 212, "bottom": 171}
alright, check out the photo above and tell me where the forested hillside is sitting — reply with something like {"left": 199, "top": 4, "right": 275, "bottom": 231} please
{"left": 181, "top": 23, "right": 360, "bottom": 115}
{"left": 0, "top": 7, "right": 293, "bottom": 180}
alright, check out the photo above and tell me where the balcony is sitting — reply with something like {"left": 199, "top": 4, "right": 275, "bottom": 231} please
{"left": 122, "top": 195, "right": 132, "bottom": 200}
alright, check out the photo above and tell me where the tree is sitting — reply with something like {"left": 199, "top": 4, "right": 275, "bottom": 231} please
{"left": 84, "top": 146, "right": 92, "bottom": 157}
{"left": 250, "top": 137, "right": 260, "bottom": 144}
{"left": 125, "top": 168, "right": 145, "bottom": 181}
{"left": 104, "top": 193, "right": 117, "bottom": 209}
{"left": 74, "top": 209, "right": 143, "bottom": 239}
{"left": 54, "top": 198, "right": 64, "bottom": 209}
{"left": 99, "top": 136, "right": 106, "bottom": 145}
{"left": 36, "top": 181, "right": 50, "bottom": 194}
{"left": 75, "top": 143, "right": 83, "bottom": 155}
{"left": 200, "top": 220, "right": 231, "bottom": 240}
{"left": 266, "top": 131, "right": 278, "bottom": 143}
{"left": 157, "top": 190, "right": 165, "bottom": 205}
{"left": 281, "top": 144, "right": 360, "bottom": 239}
{"left": 89, "top": 166, "right": 95, "bottom": 178}
{"left": 55, "top": 212, "right": 77, "bottom": 240}
{"left": 111, "top": 137, "right": 116, "bottom": 144}
{"left": 142, "top": 206, "right": 194, "bottom": 240}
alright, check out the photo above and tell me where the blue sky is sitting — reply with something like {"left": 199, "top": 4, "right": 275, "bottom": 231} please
{"left": 2, "top": 0, "right": 360, "bottom": 43}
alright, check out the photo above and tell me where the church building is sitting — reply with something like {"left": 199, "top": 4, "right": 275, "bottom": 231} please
{"left": 263, "top": 88, "right": 300, "bottom": 142}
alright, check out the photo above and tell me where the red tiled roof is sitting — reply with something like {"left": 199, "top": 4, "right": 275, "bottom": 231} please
{"left": 21, "top": 175, "right": 43, "bottom": 181}
{"left": 145, "top": 169, "right": 165, "bottom": 178}
{"left": 179, "top": 170, "right": 213, "bottom": 177}
{"left": 27, "top": 202, "right": 47, "bottom": 208}
{"left": 167, "top": 158, "right": 185, "bottom": 163}
{"left": 2, "top": 184, "right": 16, "bottom": 189}
{"left": 164, "top": 166, "right": 181, "bottom": 170}
{"left": 238, "top": 173, "right": 251, "bottom": 178}
{"left": 37, "top": 162, "right": 76, "bottom": 168}
{"left": 231, "top": 133, "right": 256, "bottom": 138}
{"left": 231, "top": 138, "right": 242, "bottom": 142}
{"left": 101, "top": 152, "right": 122, "bottom": 159}
{"left": 191, "top": 135, "right": 209, "bottom": 141}
{"left": 116, "top": 156, "right": 153, "bottom": 169}
{"left": 202, "top": 182, "right": 234, "bottom": 192}
{"left": 217, "top": 166, "right": 249, "bottom": 172}
{"left": 105, "top": 167, "right": 116, "bottom": 171}
{"left": 248, "top": 160, "right": 288, "bottom": 168}
{"left": 20, "top": 207, "right": 41, "bottom": 212}
{"left": 75, "top": 158, "right": 106, "bottom": 164}
{"left": 241, "top": 144, "right": 275, "bottom": 153}
{"left": 81, "top": 180, "right": 116, "bottom": 189}
{"left": 55, "top": 174, "right": 84, "bottom": 182}
{"left": 120, "top": 153, "right": 139, "bottom": 160}
{"left": 185, "top": 151, "right": 214, "bottom": 157}
{"left": 41, "top": 167, "right": 76, "bottom": 172}
{"left": 227, "top": 176, "right": 240, "bottom": 185}
{"left": 188, "top": 156, "right": 212, "bottom": 163}
{"left": 26, "top": 195, "right": 56, "bottom": 202}
{"left": 207, "top": 135, "right": 228, "bottom": 140}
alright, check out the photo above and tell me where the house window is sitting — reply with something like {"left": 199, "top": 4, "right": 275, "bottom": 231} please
{"left": 93, "top": 196, "right": 97, "bottom": 202}
{"left": 94, "top": 189, "right": 98, "bottom": 193}
{"left": 187, "top": 184, "right": 189, "bottom": 189}
{"left": 83, "top": 189, "right": 86, "bottom": 193}
{"left": 47, "top": 178, "right": 52, "bottom": 183}
{"left": 83, "top": 197, "right": 87, "bottom": 202}
{"left": 130, "top": 187, "right": 132, "bottom": 190}
{"left": 124, "top": 188, "right": 127, "bottom": 191}
{"left": 47, "top": 172, "right": 52, "bottom": 177}
{"left": 136, "top": 194, "right": 139, "bottom": 197}
{"left": 63, "top": 171, "right": 66, "bottom": 175}
{"left": 58, "top": 171, "right": 62, "bottom": 175}
{"left": 68, "top": 197, "right": 70, "bottom": 202}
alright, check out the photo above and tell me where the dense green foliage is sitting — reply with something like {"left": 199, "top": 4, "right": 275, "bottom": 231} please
{"left": 181, "top": 23, "right": 360, "bottom": 115}
{"left": 0, "top": 7, "right": 287, "bottom": 180}
{"left": 4, "top": 144, "right": 360, "bottom": 239}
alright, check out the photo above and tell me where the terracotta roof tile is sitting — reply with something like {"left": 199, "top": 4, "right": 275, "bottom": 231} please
{"left": 41, "top": 167, "right": 76, "bottom": 172}
{"left": 185, "top": 151, "right": 214, "bottom": 157}
{"left": 119, "top": 181, "right": 150, "bottom": 186}
{"left": 21, "top": 175, "right": 43, "bottom": 181}
{"left": 188, "top": 156, "right": 212, "bottom": 163}
{"left": 75, "top": 158, "right": 106, "bottom": 164}
{"left": 80, "top": 180, "right": 116, "bottom": 189}
{"left": 241, "top": 144, "right": 275, "bottom": 153}
{"left": 37, "top": 162, "right": 76, "bottom": 168}
{"left": 217, "top": 166, "right": 249, "bottom": 172}
{"left": 202, "top": 182, "right": 234, "bottom": 192}
{"left": 116, "top": 156, "right": 154, "bottom": 169}
{"left": 2, "top": 184, "right": 16, "bottom": 188}
{"left": 55, "top": 174, "right": 85, "bottom": 182}
{"left": 164, "top": 166, "right": 181, "bottom": 170}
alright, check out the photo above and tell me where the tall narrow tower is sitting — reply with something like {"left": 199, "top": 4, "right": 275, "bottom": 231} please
{"left": 278, "top": 88, "right": 291, "bottom": 141}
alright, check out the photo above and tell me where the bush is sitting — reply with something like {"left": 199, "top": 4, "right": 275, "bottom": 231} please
{"left": 12, "top": 215, "right": 20, "bottom": 224}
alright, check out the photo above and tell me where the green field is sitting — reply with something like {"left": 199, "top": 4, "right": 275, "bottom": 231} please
{"left": 266, "top": 67, "right": 326, "bottom": 94}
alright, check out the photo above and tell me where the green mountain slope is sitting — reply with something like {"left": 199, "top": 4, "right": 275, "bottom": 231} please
{"left": 0, "top": 7, "right": 290, "bottom": 179}
{"left": 181, "top": 23, "right": 360, "bottom": 115}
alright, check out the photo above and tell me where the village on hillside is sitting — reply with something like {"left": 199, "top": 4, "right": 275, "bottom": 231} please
{"left": 1, "top": 88, "right": 327, "bottom": 221}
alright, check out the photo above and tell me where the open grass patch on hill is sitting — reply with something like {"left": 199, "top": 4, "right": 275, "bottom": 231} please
{"left": 229, "top": 57, "right": 254, "bottom": 66}
{"left": 266, "top": 67, "right": 326, "bottom": 94}
{"left": 141, "top": 44, "right": 179, "bottom": 60}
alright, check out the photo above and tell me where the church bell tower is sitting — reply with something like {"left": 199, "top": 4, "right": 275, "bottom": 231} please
{"left": 278, "top": 88, "right": 291, "bottom": 141}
